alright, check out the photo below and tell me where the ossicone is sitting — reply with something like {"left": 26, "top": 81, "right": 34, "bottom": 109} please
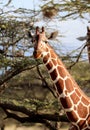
{"left": 42, "top": 26, "right": 45, "bottom": 32}
{"left": 36, "top": 26, "right": 40, "bottom": 34}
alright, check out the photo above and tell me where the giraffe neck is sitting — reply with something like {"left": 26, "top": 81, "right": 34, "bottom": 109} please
{"left": 42, "top": 44, "right": 90, "bottom": 129}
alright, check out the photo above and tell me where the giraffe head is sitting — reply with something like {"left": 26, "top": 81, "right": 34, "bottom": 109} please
{"left": 29, "top": 26, "right": 48, "bottom": 59}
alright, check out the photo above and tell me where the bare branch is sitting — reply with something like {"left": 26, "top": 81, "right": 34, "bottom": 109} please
{"left": 68, "top": 43, "right": 87, "bottom": 69}
{"left": 4, "top": 0, "right": 12, "bottom": 6}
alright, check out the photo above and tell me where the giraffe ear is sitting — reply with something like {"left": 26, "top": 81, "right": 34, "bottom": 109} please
{"left": 48, "top": 31, "right": 58, "bottom": 39}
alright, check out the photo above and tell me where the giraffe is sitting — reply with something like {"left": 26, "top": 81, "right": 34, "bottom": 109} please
{"left": 30, "top": 26, "right": 90, "bottom": 130}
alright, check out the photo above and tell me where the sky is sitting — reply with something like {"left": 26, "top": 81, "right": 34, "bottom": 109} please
{"left": 1, "top": 0, "right": 39, "bottom": 9}
{"left": 1, "top": 0, "right": 90, "bottom": 57}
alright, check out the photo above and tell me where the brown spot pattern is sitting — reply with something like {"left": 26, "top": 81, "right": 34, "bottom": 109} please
{"left": 50, "top": 69, "right": 58, "bottom": 81}
{"left": 77, "top": 116, "right": 90, "bottom": 129}
{"left": 65, "top": 78, "right": 74, "bottom": 92}
{"left": 55, "top": 79, "right": 64, "bottom": 94}
{"left": 70, "top": 92, "right": 80, "bottom": 104}
{"left": 75, "top": 89, "right": 81, "bottom": 97}
{"left": 41, "top": 42, "right": 90, "bottom": 129}
{"left": 58, "top": 66, "right": 67, "bottom": 78}
{"left": 60, "top": 97, "right": 72, "bottom": 108}
{"left": 81, "top": 97, "right": 90, "bottom": 106}
{"left": 46, "top": 61, "right": 53, "bottom": 70}
{"left": 77, "top": 120, "right": 85, "bottom": 129}
{"left": 66, "top": 111, "right": 78, "bottom": 122}
{"left": 52, "top": 59, "right": 57, "bottom": 66}
{"left": 77, "top": 102, "right": 88, "bottom": 118}
{"left": 43, "top": 53, "right": 50, "bottom": 63}
{"left": 50, "top": 50, "right": 57, "bottom": 58}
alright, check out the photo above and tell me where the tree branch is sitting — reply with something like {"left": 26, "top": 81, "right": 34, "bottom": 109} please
{"left": 0, "top": 100, "right": 69, "bottom": 130}
{"left": 0, "top": 101, "right": 69, "bottom": 123}
{"left": 68, "top": 43, "right": 87, "bottom": 69}
{"left": 36, "top": 62, "right": 57, "bottom": 98}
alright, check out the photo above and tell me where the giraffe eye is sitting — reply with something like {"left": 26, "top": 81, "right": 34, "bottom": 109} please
{"left": 44, "top": 40, "right": 48, "bottom": 44}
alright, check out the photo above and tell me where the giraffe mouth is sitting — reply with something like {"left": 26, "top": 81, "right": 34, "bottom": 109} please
{"left": 33, "top": 50, "right": 41, "bottom": 59}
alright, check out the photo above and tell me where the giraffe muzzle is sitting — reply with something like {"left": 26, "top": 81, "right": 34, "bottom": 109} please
{"left": 33, "top": 50, "right": 41, "bottom": 59}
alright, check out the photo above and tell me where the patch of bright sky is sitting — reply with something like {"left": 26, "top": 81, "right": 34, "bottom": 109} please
{"left": 12, "top": 0, "right": 34, "bottom": 9}
{"left": 11, "top": 0, "right": 40, "bottom": 9}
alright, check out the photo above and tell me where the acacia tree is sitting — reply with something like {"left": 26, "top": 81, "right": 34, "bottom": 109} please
{"left": 41, "top": 0, "right": 90, "bottom": 19}
{"left": 0, "top": 0, "right": 90, "bottom": 130}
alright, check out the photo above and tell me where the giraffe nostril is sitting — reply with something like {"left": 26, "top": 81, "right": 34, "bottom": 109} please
{"left": 33, "top": 50, "right": 37, "bottom": 55}
{"left": 33, "top": 50, "right": 41, "bottom": 58}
